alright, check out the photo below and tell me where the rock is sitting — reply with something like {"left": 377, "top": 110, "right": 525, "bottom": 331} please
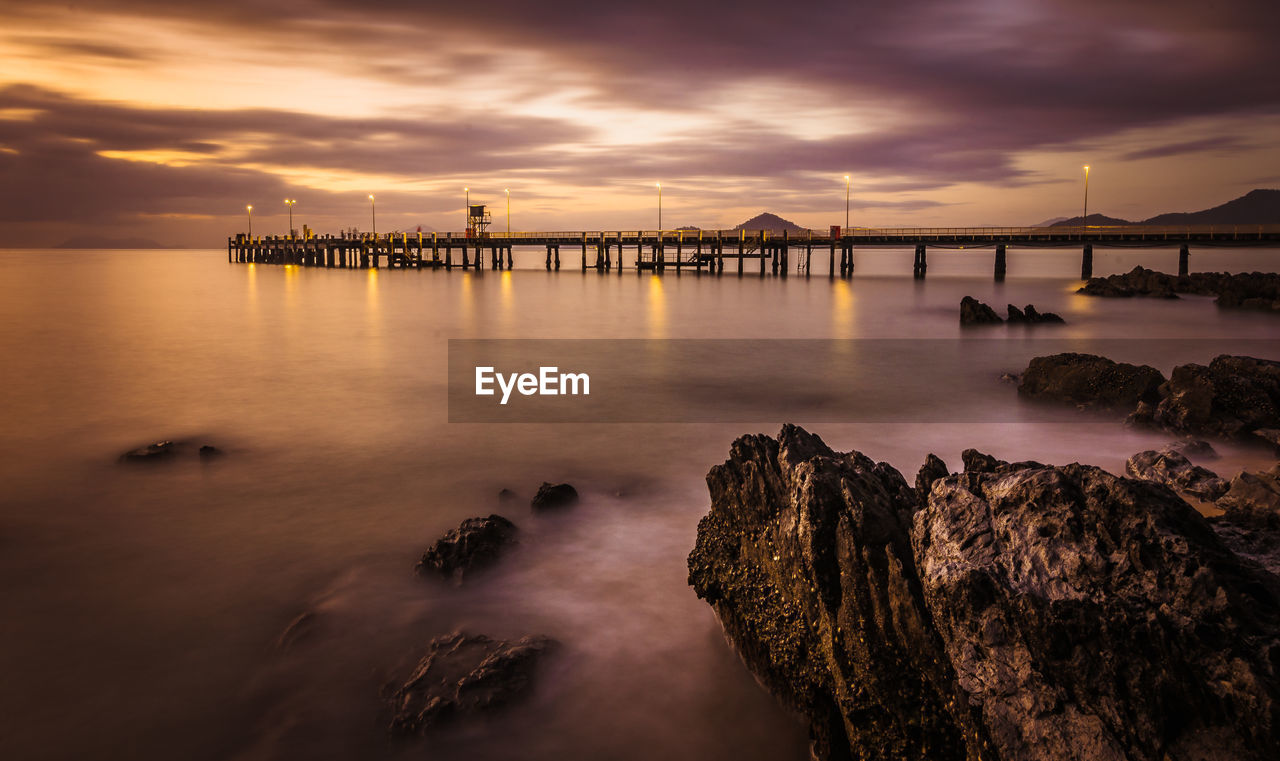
{"left": 916, "top": 459, "right": 1280, "bottom": 761}
{"left": 1006, "top": 304, "right": 1027, "bottom": 323}
{"left": 1076, "top": 266, "right": 1280, "bottom": 312}
{"left": 119, "top": 440, "right": 179, "bottom": 462}
{"left": 388, "top": 632, "right": 556, "bottom": 735}
{"left": 961, "top": 448, "right": 1006, "bottom": 474}
{"left": 198, "top": 445, "right": 223, "bottom": 458}
{"left": 530, "top": 482, "right": 579, "bottom": 511}
{"left": 1124, "top": 448, "right": 1228, "bottom": 501}
{"left": 415, "top": 515, "right": 517, "bottom": 580}
{"left": 689, "top": 425, "right": 985, "bottom": 760}
{"left": 1017, "top": 353, "right": 1165, "bottom": 412}
{"left": 1215, "top": 465, "right": 1280, "bottom": 530}
{"left": 998, "top": 372, "right": 1019, "bottom": 384}
{"left": 915, "top": 453, "right": 950, "bottom": 498}
{"left": 1163, "top": 438, "right": 1219, "bottom": 459}
{"left": 1151, "top": 355, "right": 1280, "bottom": 438}
{"left": 1022, "top": 304, "right": 1065, "bottom": 323}
{"left": 960, "top": 296, "right": 1003, "bottom": 325}
{"left": 689, "top": 425, "right": 1280, "bottom": 761}
{"left": 497, "top": 488, "right": 521, "bottom": 508}
{"left": 1254, "top": 428, "right": 1280, "bottom": 452}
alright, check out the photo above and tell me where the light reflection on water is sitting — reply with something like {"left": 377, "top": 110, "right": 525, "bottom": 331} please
{"left": 0, "top": 246, "right": 1278, "bottom": 761}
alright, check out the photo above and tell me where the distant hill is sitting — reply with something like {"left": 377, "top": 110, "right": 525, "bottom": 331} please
{"left": 57, "top": 235, "right": 166, "bottom": 248}
{"left": 1050, "top": 213, "right": 1134, "bottom": 227}
{"left": 1051, "top": 189, "right": 1280, "bottom": 227}
{"left": 1029, "top": 216, "right": 1069, "bottom": 227}
{"left": 733, "top": 212, "right": 806, "bottom": 233}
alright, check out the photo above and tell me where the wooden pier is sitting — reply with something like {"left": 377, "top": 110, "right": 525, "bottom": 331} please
{"left": 228, "top": 225, "right": 1280, "bottom": 280}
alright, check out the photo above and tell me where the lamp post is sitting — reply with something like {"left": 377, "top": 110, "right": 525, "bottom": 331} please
{"left": 844, "top": 175, "right": 850, "bottom": 231}
{"left": 246, "top": 205, "right": 253, "bottom": 238}
{"left": 368, "top": 194, "right": 376, "bottom": 237}
{"left": 505, "top": 188, "right": 510, "bottom": 235}
{"left": 464, "top": 187, "right": 469, "bottom": 233}
{"left": 284, "top": 199, "right": 296, "bottom": 238}
{"left": 656, "top": 182, "right": 662, "bottom": 231}
{"left": 1082, "top": 165, "right": 1090, "bottom": 227}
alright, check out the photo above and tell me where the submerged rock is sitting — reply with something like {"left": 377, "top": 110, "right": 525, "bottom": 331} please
{"left": 1076, "top": 266, "right": 1280, "bottom": 312}
{"left": 1124, "top": 447, "right": 1228, "bottom": 501}
{"left": 387, "top": 632, "right": 556, "bottom": 735}
{"left": 1007, "top": 304, "right": 1065, "bottom": 324}
{"left": 960, "top": 296, "right": 1002, "bottom": 325}
{"left": 689, "top": 425, "right": 1280, "bottom": 761}
{"left": 118, "top": 440, "right": 179, "bottom": 462}
{"left": 1017, "top": 353, "right": 1165, "bottom": 412}
{"left": 530, "top": 482, "right": 579, "bottom": 511}
{"left": 415, "top": 515, "right": 517, "bottom": 580}
{"left": 1163, "top": 438, "right": 1219, "bottom": 459}
{"left": 198, "top": 445, "right": 223, "bottom": 458}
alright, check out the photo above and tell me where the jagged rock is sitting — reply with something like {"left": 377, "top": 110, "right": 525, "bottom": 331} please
{"left": 497, "top": 488, "right": 521, "bottom": 508}
{"left": 1124, "top": 448, "right": 1228, "bottom": 501}
{"left": 1254, "top": 428, "right": 1280, "bottom": 451}
{"left": 1076, "top": 266, "right": 1184, "bottom": 298}
{"left": 916, "top": 459, "right": 1280, "bottom": 761}
{"left": 915, "top": 453, "right": 949, "bottom": 498}
{"left": 960, "top": 296, "right": 1003, "bottom": 325}
{"left": 999, "top": 372, "right": 1020, "bottom": 384}
{"left": 198, "top": 445, "right": 223, "bottom": 458}
{"left": 1017, "top": 353, "right": 1165, "bottom": 412}
{"left": 119, "top": 440, "right": 179, "bottom": 462}
{"left": 387, "top": 632, "right": 556, "bottom": 735}
{"left": 962, "top": 448, "right": 1006, "bottom": 474}
{"left": 415, "top": 515, "right": 517, "bottom": 580}
{"left": 689, "top": 425, "right": 987, "bottom": 760}
{"left": 530, "top": 482, "right": 579, "bottom": 511}
{"left": 1006, "top": 304, "right": 1027, "bottom": 322}
{"left": 1151, "top": 355, "right": 1280, "bottom": 438}
{"left": 689, "top": 425, "right": 1280, "bottom": 761}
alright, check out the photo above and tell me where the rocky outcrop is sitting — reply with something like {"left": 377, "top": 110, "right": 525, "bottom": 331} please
{"left": 1124, "top": 448, "right": 1228, "bottom": 501}
{"left": 961, "top": 296, "right": 1003, "bottom": 325}
{"left": 530, "top": 482, "right": 579, "bottom": 511}
{"left": 415, "top": 515, "right": 518, "bottom": 580}
{"left": 1141, "top": 355, "right": 1280, "bottom": 439}
{"left": 1209, "top": 464, "right": 1280, "bottom": 575}
{"left": 1006, "top": 304, "right": 1065, "bottom": 324}
{"left": 387, "top": 632, "right": 556, "bottom": 735}
{"left": 689, "top": 426, "right": 1280, "bottom": 761}
{"left": 1076, "top": 266, "right": 1280, "bottom": 312}
{"left": 1017, "top": 353, "right": 1165, "bottom": 412}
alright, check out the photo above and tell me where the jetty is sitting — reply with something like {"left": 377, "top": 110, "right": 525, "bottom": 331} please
{"left": 228, "top": 225, "right": 1280, "bottom": 280}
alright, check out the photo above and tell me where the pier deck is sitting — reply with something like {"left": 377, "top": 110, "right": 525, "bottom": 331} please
{"left": 228, "top": 225, "right": 1280, "bottom": 280}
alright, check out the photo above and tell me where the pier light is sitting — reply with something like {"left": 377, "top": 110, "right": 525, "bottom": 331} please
{"left": 505, "top": 188, "right": 510, "bottom": 235}
{"left": 246, "top": 204, "right": 253, "bottom": 238}
{"left": 368, "top": 194, "right": 376, "bottom": 237}
{"left": 844, "top": 175, "right": 850, "bottom": 231}
{"left": 656, "top": 182, "right": 662, "bottom": 231}
{"left": 284, "top": 199, "right": 296, "bottom": 238}
{"left": 465, "top": 187, "right": 470, "bottom": 232}
{"left": 1082, "top": 166, "right": 1091, "bottom": 228}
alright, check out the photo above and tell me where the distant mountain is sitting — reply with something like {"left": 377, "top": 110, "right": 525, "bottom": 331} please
{"left": 733, "top": 212, "right": 806, "bottom": 233}
{"left": 56, "top": 235, "right": 166, "bottom": 248}
{"left": 1050, "top": 213, "right": 1134, "bottom": 227}
{"left": 1051, "top": 189, "right": 1280, "bottom": 227}
{"left": 1029, "top": 216, "right": 1069, "bottom": 227}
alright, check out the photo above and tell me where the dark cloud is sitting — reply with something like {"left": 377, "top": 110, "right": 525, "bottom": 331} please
{"left": 1120, "top": 136, "right": 1247, "bottom": 161}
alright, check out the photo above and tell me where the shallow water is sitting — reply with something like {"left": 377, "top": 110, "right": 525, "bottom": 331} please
{"left": 1, "top": 245, "right": 1277, "bottom": 760}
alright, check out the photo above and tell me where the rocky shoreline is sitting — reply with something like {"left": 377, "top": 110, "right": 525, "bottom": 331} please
{"left": 1077, "top": 266, "right": 1280, "bottom": 311}
{"left": 689, "top": 425, "right": 1280, "bottom": 761}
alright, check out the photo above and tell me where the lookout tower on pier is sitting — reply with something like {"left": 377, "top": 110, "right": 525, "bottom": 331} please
{"left": 467, "top": 205, "right": 492, "bottom": 238}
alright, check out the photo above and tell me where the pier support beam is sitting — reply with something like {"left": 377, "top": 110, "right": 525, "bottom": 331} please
{"left": 1081, "top": 243, "right": 1093, "bottom": 280}
{"left": 994, "top": 243, "right": 1007, "bottom": 281}
{"left": 1179, "top": 243, "right": 1190, "bottom": 277}
{"left": 913, "top": 244, "right": 927, "bottom": 279}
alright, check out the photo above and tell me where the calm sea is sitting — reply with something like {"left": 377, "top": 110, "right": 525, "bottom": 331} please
{"left": 1, "top": 245, "right": 1278, "bottom": 760}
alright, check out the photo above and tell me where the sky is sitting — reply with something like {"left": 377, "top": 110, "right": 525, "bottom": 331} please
{"left": 1, "top": 0, "right": 1278, "bottom": 246}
